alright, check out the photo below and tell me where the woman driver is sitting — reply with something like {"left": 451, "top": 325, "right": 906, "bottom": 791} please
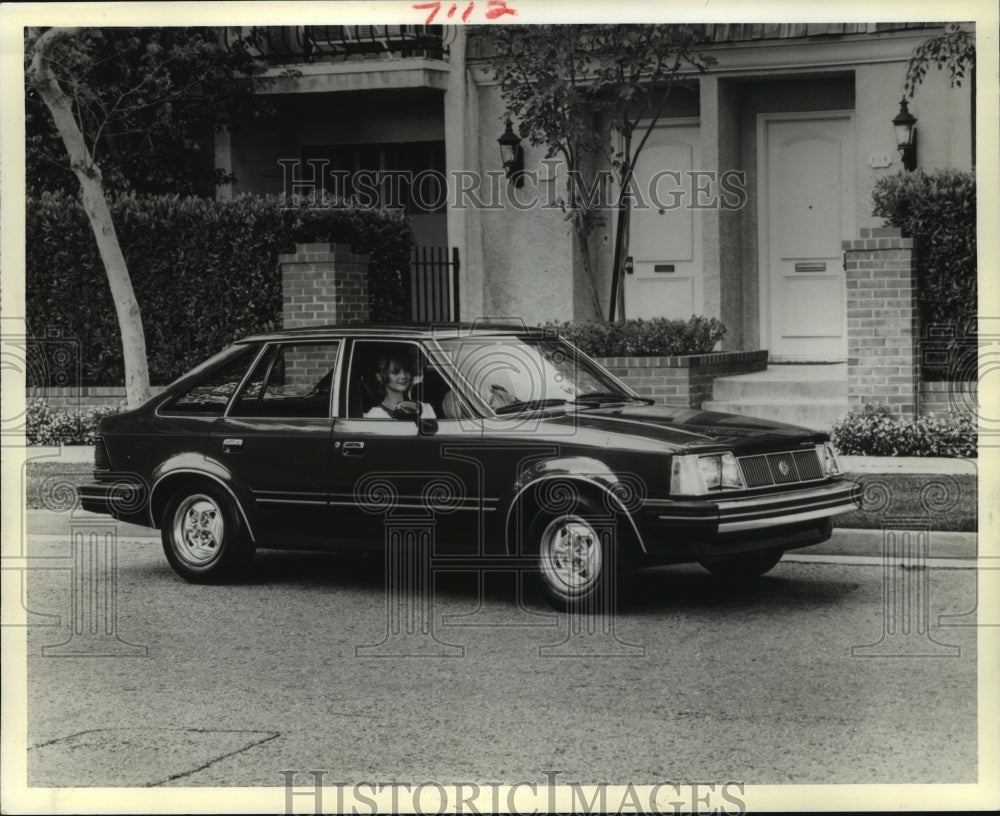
{"left": 364, "top": 354, "right": 437, "bottom": 419}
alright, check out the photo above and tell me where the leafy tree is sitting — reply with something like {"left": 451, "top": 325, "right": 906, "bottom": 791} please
{"left": 903, "top": 22, "right": 976, "bottom": 165}
{"left": 26, "top": 27, "right": 268, "bottom": 197}
{"left": 487, "top": 25, "right": 715, "bottom": 321}
{"left": 904, "top": 22, "right": 975, "bottom": 99}
{"left": 24, "top": 26, "right": 270, "bottom": 407}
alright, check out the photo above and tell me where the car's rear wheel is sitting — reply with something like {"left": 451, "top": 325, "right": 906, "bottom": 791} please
{"left": 532, "top": 507, "right": 619, "bottom": 611}
{"left": 699, "top": 549, "right": 784, "bottom": 579}
{"left": 161, "top": 486, "right": 253, "bottom": 583}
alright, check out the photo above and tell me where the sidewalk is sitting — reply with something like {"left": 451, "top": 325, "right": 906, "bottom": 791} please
{"left": 840, "top": 455, "right": 977, "bottom": 476}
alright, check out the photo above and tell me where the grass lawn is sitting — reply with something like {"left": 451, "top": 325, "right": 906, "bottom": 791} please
{"left": 23, "top": 464, "right": 978, "bottom": 533}
{"left": 24, "top": 462, "right": 93, "bottom": 510}
{"left": 835, "top": 471, "right": 977, "bottom": 532}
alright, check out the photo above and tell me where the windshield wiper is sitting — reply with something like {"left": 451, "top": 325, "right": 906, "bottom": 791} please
{"left": 573, "top": 392, "right": 653, "bottom": 405}
{"left": 494, "top": 398, "right": 569, "bottom": 415}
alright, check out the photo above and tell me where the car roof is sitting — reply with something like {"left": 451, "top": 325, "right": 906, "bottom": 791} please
{"left": 238, "top": 322, "right": 552, "bottom": 344}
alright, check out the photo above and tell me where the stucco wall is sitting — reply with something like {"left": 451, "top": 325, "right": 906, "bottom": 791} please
{"left": 474, "top": 85, "right": 577, "bottom": 325}
{"left": 701, "top": 76, "right": 745, "bottom": 350}
{"left": 855, "top": 61, "right": 973, "bottom": 232}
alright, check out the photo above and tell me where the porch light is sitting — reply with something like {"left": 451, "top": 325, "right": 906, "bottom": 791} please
{"left": 498, "top": 119, "right": 524, "bottom": 188}
{"left": 892, "top": 98, "right": 918, "bottom": 171}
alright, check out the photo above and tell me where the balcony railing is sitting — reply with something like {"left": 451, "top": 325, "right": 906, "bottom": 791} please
{"left": 226, "top": 25, "right": 451, "bottom": 63}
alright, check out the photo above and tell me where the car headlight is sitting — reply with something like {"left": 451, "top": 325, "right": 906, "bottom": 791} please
{"left": 671, "top": 452, "right": 745, "bottom": 495}
{"left": 815, "top": 442, "right": 842, "bottom": 476}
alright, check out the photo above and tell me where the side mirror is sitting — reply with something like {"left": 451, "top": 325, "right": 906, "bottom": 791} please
{"left": 418, "top": 417, "right": 439, "bottom": 435}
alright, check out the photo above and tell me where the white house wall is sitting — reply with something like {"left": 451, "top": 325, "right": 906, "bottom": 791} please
{"left": 214, "top": 25, "right": 974, "bottom": 349}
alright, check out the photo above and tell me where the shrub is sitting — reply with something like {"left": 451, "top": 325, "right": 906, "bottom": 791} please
{"left": 872, "top": 169, "right": 976, "bottom": 380}
{"left": 546, "top": 316, "right": 726, "bottom": 357}
{"left": 26, "top": 192, "right": 414, "bottom": 386}
{"left": 832, "top": 403, "right": 976, "bottom": 458}
{"left": 26, "top": 398, "right": 124, "bottom": 446}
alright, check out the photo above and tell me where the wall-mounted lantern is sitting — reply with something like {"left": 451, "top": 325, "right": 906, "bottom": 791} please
{"left": 498, "top": 119, "right": 524, "bottom": 188}
{"left": 892, "top": 98, "right": 918, "bottom": 171}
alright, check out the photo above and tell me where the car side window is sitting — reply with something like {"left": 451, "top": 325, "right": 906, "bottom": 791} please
{"left": 346, "top": 341, "right": 454, "bottom": 420}
{"left": 231, "top": 341, "right": 341, "bottom": 418}
{"left": 162, "top": 345, "right": 259, "bottom": 415}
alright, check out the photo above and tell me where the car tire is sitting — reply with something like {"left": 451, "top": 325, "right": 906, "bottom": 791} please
{"left": 161, "top": 485, "right": 254, "bottom": 583}
{"left": 699, "top": 549, "right": 784, "bottom": 579}
{"left": 530, "top": 502, "right": 620, "bottom": 612}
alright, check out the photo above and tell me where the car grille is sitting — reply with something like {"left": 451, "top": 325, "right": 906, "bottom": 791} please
{"left": 738, "top": 449, "right": 823, "bottom": 488}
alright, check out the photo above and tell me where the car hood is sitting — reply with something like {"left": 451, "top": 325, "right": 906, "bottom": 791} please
{"left": 538, "top": 403, "right": 826, "bottom": 452}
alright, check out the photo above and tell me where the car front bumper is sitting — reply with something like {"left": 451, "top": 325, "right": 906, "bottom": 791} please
{"left": 639, "top": 479, "right": 857, "bottom": 562}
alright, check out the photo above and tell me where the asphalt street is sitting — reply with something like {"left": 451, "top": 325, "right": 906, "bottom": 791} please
{"left": 17, "top": 520, "right": 980, "bottom": 790}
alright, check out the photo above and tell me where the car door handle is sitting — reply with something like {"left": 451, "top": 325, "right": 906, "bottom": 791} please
{"left": 342, "top": 441, "right": 365, "bottom": 456}
{"left": 222, "top": 438, "right": 244, "bottom": 453}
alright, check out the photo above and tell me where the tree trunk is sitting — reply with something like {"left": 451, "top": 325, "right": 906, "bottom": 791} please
{"left": 572, "top": 225, "right": 604, "bottom": 321}
{"left": 608, "top": 195, "right": 632, "bottom": 322}
{"left": 26, "top": 27, "right": 152, "bottom": 408}
{"left": 608, "top": 147, "right": 634, "bottom": 323}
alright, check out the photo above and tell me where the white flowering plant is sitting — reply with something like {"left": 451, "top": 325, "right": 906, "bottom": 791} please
{"left": 832, "top": 402, "right": 976, "bottom": 458}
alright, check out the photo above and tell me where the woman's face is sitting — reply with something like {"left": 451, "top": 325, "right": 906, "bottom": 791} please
{"left": 382, "top": 360, "right": 413, "bottom": 395}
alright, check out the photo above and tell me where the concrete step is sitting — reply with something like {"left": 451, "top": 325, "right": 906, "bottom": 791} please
{"left": 706, "top": 364, "right": 849, "bottom": 432}
{"left": 701, "top": 399, "right": 847, "bottom": 432}
{"left": 711, "top": 370, "right": 846, "bottom": 401}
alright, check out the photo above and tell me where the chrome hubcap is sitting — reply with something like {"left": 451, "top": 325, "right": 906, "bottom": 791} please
{"left": 540, "top": 516, "right": 602, "bottom": 594}
{"left": 173, "top": 495, "right": 224, "bottom": 567}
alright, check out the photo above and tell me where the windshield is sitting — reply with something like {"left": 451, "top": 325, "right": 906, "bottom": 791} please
{"left": 433, "top": 335, "right": 635, "bottom": 414}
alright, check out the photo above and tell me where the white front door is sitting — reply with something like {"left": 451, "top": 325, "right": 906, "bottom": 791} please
{"left": 761, "top": 114, "right": 855, "bottom": 360}
{"left": 624, "top": 124, "right": 702, "bottom": 320}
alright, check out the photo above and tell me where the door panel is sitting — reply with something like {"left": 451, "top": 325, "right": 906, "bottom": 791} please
{"left": 764, "top": 116, "right": 854, "bottom": 360}
{"left": 209, "top": 416, "right": 333, "bottom": 544}
{"left": 625, "top": 125, "right": 702, "bottom": 320}
{"left": 329, "top": 418, "right": 484, "bottom": 555}
{"left": 329, "top": 339, "right": 483, "bottom": 555}
{"left": 208, "top": 340, "right": 341, "bottom": 546}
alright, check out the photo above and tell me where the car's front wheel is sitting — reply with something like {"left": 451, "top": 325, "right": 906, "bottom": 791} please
{"left": 161, "top": 486, "right": 253, "bottom": 583}
{"left": 699, "top": 549, "right": 784, "bottom": 579}
{"left": 532, "top": 509, "right": 618, "bottom": 611}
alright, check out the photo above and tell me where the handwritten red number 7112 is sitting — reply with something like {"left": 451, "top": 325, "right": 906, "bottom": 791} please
{"left": 413, "top": 1, "right": 518, "bottom": 25}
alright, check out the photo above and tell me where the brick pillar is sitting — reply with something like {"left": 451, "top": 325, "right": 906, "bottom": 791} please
{"left": 843, "top": 227, "right": 918, "bottom": 418}
{"left": 279, "top": 242, "right": 370, "bottom": 329}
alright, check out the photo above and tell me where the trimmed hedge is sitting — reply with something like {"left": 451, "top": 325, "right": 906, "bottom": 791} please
{"left": 26, "top": 192, "right": 414, "bottom": 385}
{"left": 546, "top": 316, "right": 726, "bottom": 357}
{"left": 26, "top": 398, "right": 123, "bottom": 446}
{"left": 832, "top": 403, "right": 976, "bottom": 458}
{"left": 872, "top": 169, "right": 976, "bottom": 380}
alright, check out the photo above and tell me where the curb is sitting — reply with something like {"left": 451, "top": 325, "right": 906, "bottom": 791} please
{"left": 810, "top": 528, "right": 975, "bottom": 559}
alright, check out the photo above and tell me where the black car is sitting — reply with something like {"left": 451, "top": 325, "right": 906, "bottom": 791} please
{"left": 81, "top": 324, "right": 858, "bottom": 609}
